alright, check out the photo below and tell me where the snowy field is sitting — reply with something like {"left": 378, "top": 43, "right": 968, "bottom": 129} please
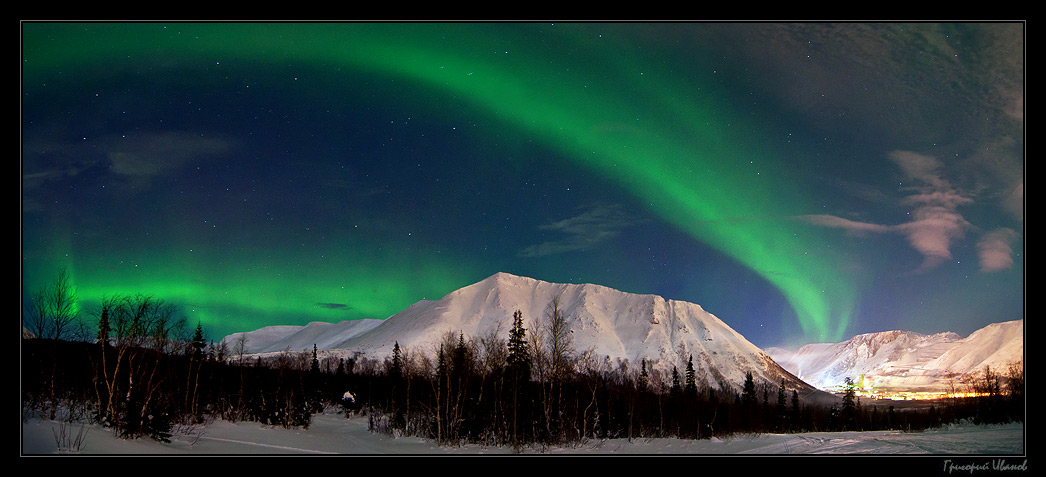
{"left": 22, "top": 410, "right": 1025, "bottom": 457}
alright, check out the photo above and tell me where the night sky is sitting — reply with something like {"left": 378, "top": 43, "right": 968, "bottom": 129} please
{"left": 21, "top": 22, "right": 1024, "bottom": 349}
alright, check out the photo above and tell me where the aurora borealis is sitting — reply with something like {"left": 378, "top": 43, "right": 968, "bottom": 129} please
{"left": 21, "top": 22, "right": 1023, "bottom": 348}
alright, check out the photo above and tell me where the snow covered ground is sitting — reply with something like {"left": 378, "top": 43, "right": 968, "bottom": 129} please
{"left": 22, "top": 410, "right": 1025, "bottom": 456}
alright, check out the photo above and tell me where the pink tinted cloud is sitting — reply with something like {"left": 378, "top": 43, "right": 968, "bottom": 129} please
{"left": 802, "top": 151, "right": 984, "bottom": 273}
{"left": 895, "top": 205, "right": 972, "bottom": 270}
{"left": 977, "top": 228, "right": 1019, "bottom": 272}
{"left": 798, "top": 215, "right": 891, "bottom": 235}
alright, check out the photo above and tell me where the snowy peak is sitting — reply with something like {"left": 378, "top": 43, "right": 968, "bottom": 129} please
{"left": 220, "top": 272, "right": 1021, "bottom": 397}
{"left": 767, "top": 320, "right": 1023, "bottom": 392}
{"left": 226, "top": 272, "right": 815, "bottom": 394}
{"left": 927, "top": 320, "right": 1024, "bottom": 376}
{"left": 346, "top": 272, "right": 810, "bottom": 392}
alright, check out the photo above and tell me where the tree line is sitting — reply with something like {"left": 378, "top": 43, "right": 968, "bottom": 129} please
{"left": 355, "top": 302, "right": 1025, "bottom": 447}
{"left": 22, "top": 271, "right": 1025, "bottom": 449}
{"left": 22, "top": 270, "right": 331, "bottom": 441}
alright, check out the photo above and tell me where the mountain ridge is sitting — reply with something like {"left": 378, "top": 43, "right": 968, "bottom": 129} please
{"left": 766, "top": 319, "right": 1023, "bottom": 393}
{"left": 225, "top": 272, "right": 817, "bottom": 395}
{"left": 222, "top": 272, "right": 1021, "bottom": 397}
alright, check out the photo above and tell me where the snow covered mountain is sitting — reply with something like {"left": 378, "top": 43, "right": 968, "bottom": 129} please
{"left": 766, "top": 320, "right": 1024, "bottom": 393}
{"left": 225, "top": 272, "right": 817, "bottom": 395}
{"left": 223, "top": 319, "right": 383, "bottom": 356}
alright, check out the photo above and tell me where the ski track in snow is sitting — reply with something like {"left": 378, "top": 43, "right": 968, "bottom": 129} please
{"left": 195, "top": 436, "right": 338, "bottom": 454}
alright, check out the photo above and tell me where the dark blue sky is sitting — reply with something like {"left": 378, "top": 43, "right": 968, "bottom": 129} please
{"left": 21, "top": 22, "right": 1024, "bottom": 348}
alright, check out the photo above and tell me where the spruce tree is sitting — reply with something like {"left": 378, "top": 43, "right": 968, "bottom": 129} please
{"left": 790, "top": 389, "right": 801, "bottom": 432}
{"left": 741, "top": 371, "right": 757, "bottom": 408}
{"left": 841, "top": 376, "right": 857, "bottom": 431}
{"left": 306, "top": 344, "right": 322, "bottom": 414}
{"left": 506, "top": 310, "right": 531, "bottom": 445}
{"left": 391, "top": 341, "right": 403, "bottom": 378}
{"left": 684, "top": 355, "right": 697, "bottom": 396}
{"left": 390, "top": 341, "right": 405, "bottom": 429}
{"left": 191, "top": 322, "right": 206, "bottom": 360}
{"left": 187, "top": 321, "right": 207, "bottom": 420}
{"left": 452, "top": 332, "right": 468, "bottom": 379}
{"left": 506, "top": 310, "right": 531, "bottom": 381}
{"left": 740, "top": 371, "right": 757, "bottom": 431}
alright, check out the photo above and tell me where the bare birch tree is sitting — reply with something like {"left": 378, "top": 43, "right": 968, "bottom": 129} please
{"left": 25, "top": 268, "right": 80, "bottom": 341}
{"left": 540, "top": 296, "right": 574, "bottom": 441}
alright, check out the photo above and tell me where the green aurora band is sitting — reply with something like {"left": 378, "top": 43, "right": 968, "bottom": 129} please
{"left": 23, "top": 23, "right": 855, "bottom": 342}
{"left": 23, "top": 207, "right": 478, "bottom": 336}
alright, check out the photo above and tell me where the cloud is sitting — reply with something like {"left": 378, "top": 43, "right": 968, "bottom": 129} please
{"left": 520, "top": 203, "right": 643, "bottom": 258}
{"left": 889, "top": 150, "right": 948, "bottom": 189}
{"left": 22, "top": 131, "right": 234, "bottom": 197}
{"left": 21, "top": 143, "right": 106, "bottom": 207}
{"left": 799, "top": 208, "right": 972, "bottom": 272}
{"left": 977, "top": 228, "right": 1019, "bottom": 273}
{"left": 798, "top": 215, "right": 891, "bottom": 236}
{"left": 1005, "top": 182, "right": 1024, "bottom": 223}
{"left": 802, "top": 151, "right": 980, "bottom": 273}
{"left": 104, "top": 131, "right": 232, "bottom": 179}
{"left": 315, "top": 303, "right": 351, "bottom": 310}
{"left": 895, "top": 205, "right": 972, "bottom": 270}
{"left": 889, "top": 152, "right": 976, "bottom": 271}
